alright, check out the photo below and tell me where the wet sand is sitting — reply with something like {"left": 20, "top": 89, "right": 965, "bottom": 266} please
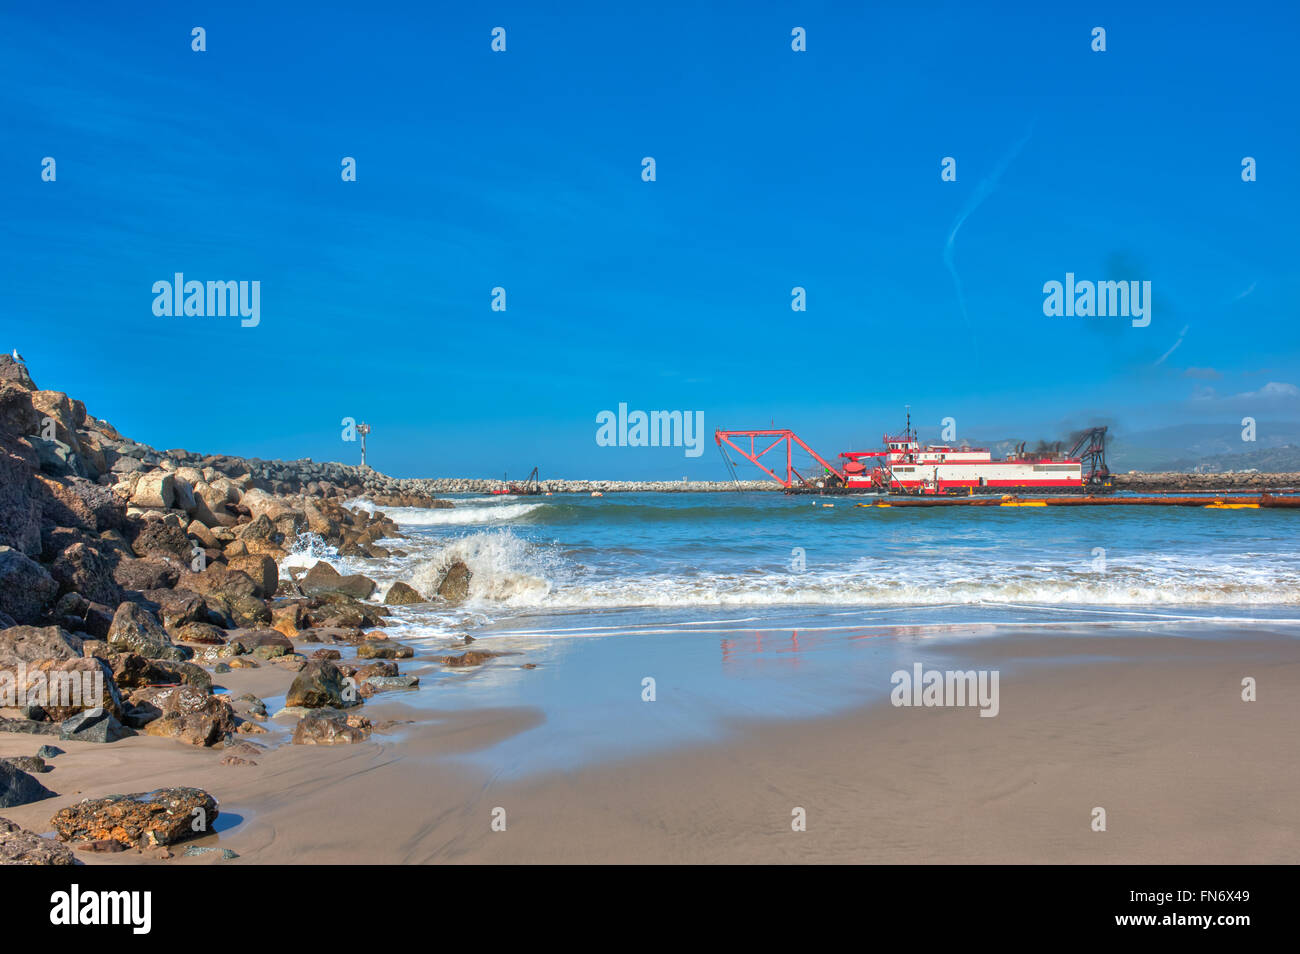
{"left": 3, "top": 629, "right": 1297, "bottom": 864}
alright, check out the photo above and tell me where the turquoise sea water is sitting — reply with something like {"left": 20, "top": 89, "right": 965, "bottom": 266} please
{"left": 279, "top": 493, "right": 1300, "bottom": 771}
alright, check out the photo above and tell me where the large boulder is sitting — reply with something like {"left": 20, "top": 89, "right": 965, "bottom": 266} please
{"left": 108, "top": 653, "right": 211, "bottom": 693}
{"left": 0, "top": 357, "right": 38, "bottom": 441}
{"left": 0, "top": 387, "right": 38, "bottom": 442}
{"left": 301, "top": 561, "right": 375, "bottom": 600}
{"left": 285, "top": 659, "right": 349, "bottom": 709}
{"left": 0, "top": 546, "right": 57, "bottom": 623}
{"left": 112, "top": 555, "right": 183, "bottom": 592}
{"left": 169, "top": 621, "right": 226, "bottom": 645}
{"left": 186, "top": 519, "right": 219, "bottom": 550}
{"left": 34, "top": 474, "right": 125, "bottom": 534}
{"left": 143, "top": 588, "right": 208, "bottom": 631}
{"left": 48, "top": 541, "right": 122, "bottom": 606}
{"left": 0, "top": 626, "right": 83, "bottom": 666}
{"left": 59, "top": 709, "right": 132, "bottom": 743}
{"left": 383, "top": 581, "right": 424, "bottom": 605}
{"left": 291, "top": 708, "right": 371, "bottom": 745}
{"left": 0, "top": 451, "right": 42, "bottom": 556}
{"left": 303, "top": 593, "right": 387, "bottom": 629}
{"left": 130, "top": 520, "right": 191, "bottom": 560}
{"left": 50, "top": 787, "right": 218, "bottom": 848}
{"left": 189, "top": 482, "right": 235, "bottom": 528}
{"left": 28, "top": 391, "right": 82, "bottom": 456}
{"left": 215, "top": 593, "right": 271, "bottom": 629}
{"left": 105, "top": 603, "right": 181, "bottom": 660}
{"left": 226, "top": 555, "right": 278, "bottom": 599}
{"left": 0, "top": 762, "right": 55, "bottom": 809}
{"left": 33, "top": 437, "right": 87, "bottom": 477}
{"left": 0, "top": 355, "right": 35, "bottom": 392}
{"left": 356, "top": 640, "right": 414, "bottom": 660}
{"left": 270, "top": 602, "right": 305, "bottom": 638}
{"left": 129, "top": 472, "right": 174, "bottom": 510}
{"left": 183, "top": 563, "right": 259, "bottom": 602}
{"left": 11, "top": 657, "right": 123, "bottom": 721}
{"left": 0, "top": 816, "right": 79, "bottom": 865}
{"left": 225, "top": 628, "right": 292, "bottom": 658}
{"left": 234, "top": 514, "right": 287, "bottom": 558}
{"left": 126, "top": 685, "right": 235, "bottom": 746}
{"left": 437, "top": 561, "right": 472, "bottom": 602}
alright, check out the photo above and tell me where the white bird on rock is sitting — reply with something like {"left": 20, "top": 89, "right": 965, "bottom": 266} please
{"left": 10, "top": 349, "right": 23, "bottom": 363}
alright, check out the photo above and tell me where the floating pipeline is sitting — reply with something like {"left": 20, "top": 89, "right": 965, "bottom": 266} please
{"left": 846, "top": 494, "right": 1300, "bottom": 509}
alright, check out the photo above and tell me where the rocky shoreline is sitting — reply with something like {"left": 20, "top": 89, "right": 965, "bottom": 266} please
{"left": 0, "top": 356, "right": 491, "bottom": 862}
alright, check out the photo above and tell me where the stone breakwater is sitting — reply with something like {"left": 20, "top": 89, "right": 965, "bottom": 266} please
{"left": 1112, "top": 472, "right": 1300, "bottom": 493}
{"left": 0, "top": 355, "right": 491, "bottom": 863}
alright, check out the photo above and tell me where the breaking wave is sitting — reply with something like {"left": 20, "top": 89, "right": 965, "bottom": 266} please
{"left": 352, "top": 499, "right": 546, "bottom": 527}
{"left": 406, "top": 530, "right": 557, "bottom": 603}
{"left": 378, "top": 530, "right": 1300, "bottom": 610}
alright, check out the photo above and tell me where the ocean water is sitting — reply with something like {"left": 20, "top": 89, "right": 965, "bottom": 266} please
{"left": 278, "top": 493, "right": 1300, "bottom": 771}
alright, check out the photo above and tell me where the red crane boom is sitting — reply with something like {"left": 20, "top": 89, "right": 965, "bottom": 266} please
{"left": 714, "top": 429, "right": 845, "bottom": 489}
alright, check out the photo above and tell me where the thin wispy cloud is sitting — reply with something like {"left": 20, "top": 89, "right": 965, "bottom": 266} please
{"left": 1154, "top": 324, "right": 1189, "bottom": 365}
{"left": 943, "top": 130, "right": 1032, "bottom": 355}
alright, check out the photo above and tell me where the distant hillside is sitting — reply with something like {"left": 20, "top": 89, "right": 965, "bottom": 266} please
{"left": 1150, "top": 444, "right": 1300, "bottom": 474}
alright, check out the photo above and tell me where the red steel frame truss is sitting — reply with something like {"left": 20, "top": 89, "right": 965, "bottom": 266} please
{"left": 714, "top": 429, "right": 845, "bottom": 488}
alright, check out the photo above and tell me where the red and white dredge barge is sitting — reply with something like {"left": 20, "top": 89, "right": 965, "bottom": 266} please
{"left": 716, "top": 412, "right": 1111, "bottom": 495}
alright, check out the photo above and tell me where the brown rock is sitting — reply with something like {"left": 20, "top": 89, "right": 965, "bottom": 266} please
{"left": 186, "top": 519, "right": 219, "bottom": 550}
{"left": 112, "top": 554, "right": 183, "bottom": 592}
{"left": 76, "top": 838, "right": 127, "bottom": 853}
{"left": 108, "top": 653, "right": 211, "bottom": 692}
{"left": 128, "top": 472, "right": 174, "bottom": 510}
{"left": 130, "top": 519, "right": 191, "bottom": 561}
{"left": 146, "top": 587, "right": 209, "bottom": 631}
{"left": 285, "top": 659, "right": 349, "bottom": 709}
{"left": 0, "top": 815, "right": 79, "bottom": 865}
{"left": 0, "top": 625, "right": 84, "bottom": 666}
{"left": 270, "top": 601, "right": 304, "bottom": 638}
{"left": 13, "top": 657, "right": 123, "bottom": 721}
{"left": 356, "top": 640, "right": 414, "bottom": 660}
{"left": 106, "top": 602, "right": 181, "bottom": 660}
{"left": 184, "top": 563, "right": 259, "bottom": 602}
{"left": 291, "top": 708, "right": 371, "bottom": 745}
{"left": 227, "top": 554, "right": 278, "bottom": 599}
{"left": 0, "top": 546, "right": 58, "bottom": 623}
{"left": 440, "top": 650, "right": 506, "bottom": 667}
{"left": 383, "top": 581, "right": 424, "bottom": 605}
{"left": 436, "top": 561, "right": 472, "bottom": 602}
{"left": 170, "top": 621, "right": 226, "bottom": 645}
{"left": 50, "top": 787, "right": 218, "bottom": 848}
{"left": 127, "top": 685, "right": 234, "bottom": 746}
{"left": 49, "top": 541, "right": 122, "bottom": 607}
{"left": 301, "top": 561, "right": 376, "bottom": 600}
{"left": 29, "top": 390, "right": 82, "bottom": 455}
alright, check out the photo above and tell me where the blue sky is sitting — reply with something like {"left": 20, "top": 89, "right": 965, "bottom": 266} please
{"left": 2, "top": 1, "right": 1298, "bottom": 478}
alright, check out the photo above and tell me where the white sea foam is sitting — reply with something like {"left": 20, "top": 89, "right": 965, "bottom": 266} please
{"left": 280, "top": 531, "right": 344, "bottom": 574}
{"left": 371, "top": 528, "right": 1300, "bottom": 611}
{"left": 350, "top": 498, "right": 545, "bottom": 526}
{"left": 406, "top": 529, "right": 556, "bottom": 603}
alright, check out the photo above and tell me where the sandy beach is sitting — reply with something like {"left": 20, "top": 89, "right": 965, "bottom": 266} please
{"left": 5, "top": 626, "right": 1296, "bottom": 865}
